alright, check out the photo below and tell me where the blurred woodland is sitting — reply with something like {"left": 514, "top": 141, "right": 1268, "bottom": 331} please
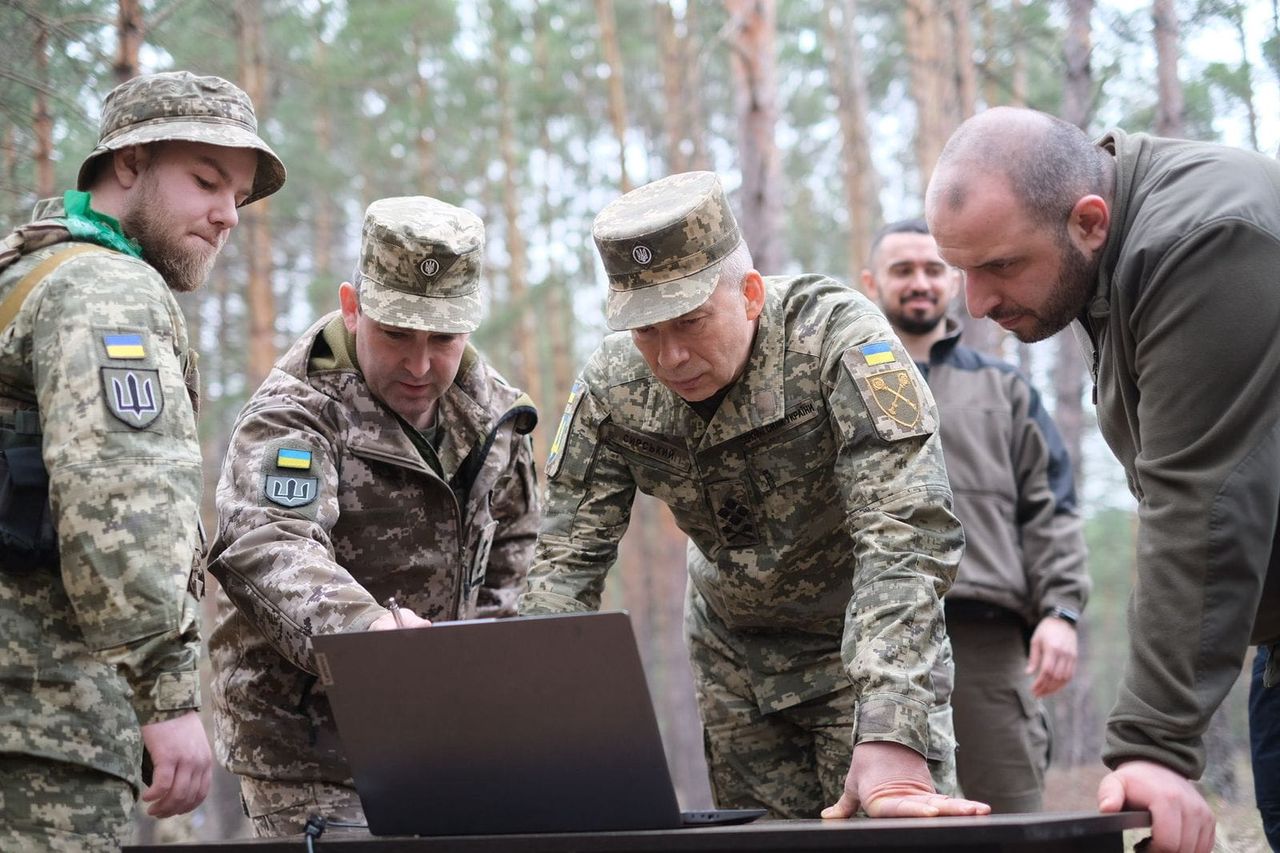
{"left": 1, "top": 0, "right": 1276, "bottom": 844}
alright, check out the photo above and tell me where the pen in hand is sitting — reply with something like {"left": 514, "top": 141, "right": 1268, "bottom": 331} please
{"left": 386, "top": 596, "right": 405, "bottom": 629}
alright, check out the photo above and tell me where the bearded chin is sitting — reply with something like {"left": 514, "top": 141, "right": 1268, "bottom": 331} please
{"left": 143, "top": 243, "right": 217, "bottom": 293}
{"left": 895, "top": 312, "right": 945, "bottom": 336}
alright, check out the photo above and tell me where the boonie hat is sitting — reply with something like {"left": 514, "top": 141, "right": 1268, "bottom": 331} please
{"left": 592, "top": 171, "right": 742, "bottom": 331}
{"left": 356, "top": 196, "right": 485, "bottom": 334}
{"left": 76, "top": 70, "right": 286, "bottom": 206}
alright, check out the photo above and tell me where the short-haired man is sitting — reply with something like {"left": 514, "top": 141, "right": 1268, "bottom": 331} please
{"left": 208, "top": 196, "right": 540, "bottom": 837}
{"left": 522, "top": 171, "right": 990, "bottom": 820}
{"left": 926, "top": 106, "right": 1280, "bottom": 853}
{"left": 0, "top": 71, "right": 284, "bottom": 851}
{"left": 862, "top": 218, "right": 1090, "bottom": 812}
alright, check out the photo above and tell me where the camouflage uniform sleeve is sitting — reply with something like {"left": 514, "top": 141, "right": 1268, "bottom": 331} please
{"left": 519, "top": 373, "right": 637, "bottom": 614}
{"left": 474, "top": 432, "right": 541, "bottom": 617}
{"left": 824, "top": 314, "right": 964, "bottom": 759}
{"left": 31, "top": 254, "right": 203, "bottom": 726}
{"left": 208, "top": 399, "right": 384, "bottom": 676}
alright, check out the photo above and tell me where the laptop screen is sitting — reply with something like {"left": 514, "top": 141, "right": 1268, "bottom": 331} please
{"left": 312, "top": 611, "right": 686, "bottom": 835}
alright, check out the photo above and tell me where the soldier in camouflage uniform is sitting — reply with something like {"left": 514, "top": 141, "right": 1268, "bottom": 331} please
{"left": 208, "top": 196, "right": 540, "bottom": 837}
{"left": 521, "top": 172, "right": 989, "bottom": 820}
{"left": 0, "top": 72, "right": 284, "bottom": 851}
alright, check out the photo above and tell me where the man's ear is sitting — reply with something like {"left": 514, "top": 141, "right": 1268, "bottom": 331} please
{"left": 1068, "top": 195, "right": 1110, "bottom": 255}
{"left": 860, "top": 268, "right": 878, "bottom": 299}
{"left": 111, "top": 144, "right": 150, "bottom": 190}
{"left": 742, "top": 270, "right": 766, "bottom": 321}
{"left": 339, "top": 281, "right": 360, "bottom": 333}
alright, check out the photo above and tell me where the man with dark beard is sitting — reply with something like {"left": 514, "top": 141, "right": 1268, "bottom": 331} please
{"left": 0, "top": 71, "right": 284, "bottom": 851}
{"left": 926, "top": 106, "right": 1280, "bottom": 853}
{"left": 862, "top": 218, "right": 1089, "bottom": 813}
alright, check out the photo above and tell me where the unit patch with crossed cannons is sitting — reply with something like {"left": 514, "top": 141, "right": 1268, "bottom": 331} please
{"left": 263, "top": 444, "right": 320, "bottom": 517}
{"left": 841, "top": 339, "right": 937, "bottom": 442}
{"left": 98, "top": 331, "right": 164, "bottom": 429}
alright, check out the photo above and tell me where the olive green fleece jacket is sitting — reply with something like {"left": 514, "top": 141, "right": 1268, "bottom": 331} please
{"left": 1074, "top": 129, "right": 1280, "bottom": 780}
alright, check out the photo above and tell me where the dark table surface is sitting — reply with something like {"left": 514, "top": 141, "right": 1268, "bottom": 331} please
{"left": 125, "top": 811, "right": 1152, "bottom": 853}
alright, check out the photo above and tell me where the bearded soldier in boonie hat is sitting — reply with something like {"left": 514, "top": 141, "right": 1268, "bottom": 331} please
{"left": 593, "top": 170, "right": 743, "bottom": 331}
{"left": 354, "top": 196, "right": 485, "bottom": 334}
{"left": 77, "top": 70, "right": 285, "bottom": 206}
{"left": 0, "top": 68, "right": 286, "bottom": 852}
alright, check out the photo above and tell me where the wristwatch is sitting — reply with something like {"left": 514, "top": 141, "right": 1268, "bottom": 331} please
{"left": 1045, "top": 605, "right": 1079, "bottom": 626}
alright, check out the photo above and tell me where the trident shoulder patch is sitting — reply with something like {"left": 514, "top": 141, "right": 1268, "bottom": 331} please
{"left": 546, "top": 379, "right": 587, "bottom": 480}
{"left": 263, "top": 443, "right": 320, "bottom": 513}
{"left": 841, "top": 340, "right": 937, "bottom": 442}
{"left": 101, "top": 367, "right": 164, "bottom": 429}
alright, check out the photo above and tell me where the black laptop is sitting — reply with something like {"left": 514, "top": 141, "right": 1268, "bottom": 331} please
{"left": 311, "top": 611, "right": 766, "bottom": 836}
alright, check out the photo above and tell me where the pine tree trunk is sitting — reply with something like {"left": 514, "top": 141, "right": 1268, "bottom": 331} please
{"left": 114, "top": 0, "right": 143, "bottom": 84}
{"left": 33, "top": 24, "right": 53, "bottom": 200}
{"left": 656, "top": 2, "right": 689, "bottom": 174}
{"left": 493, "top": 13, "right": 541, "bottom": 426}
{"left": 950, "top": 0, "right": 977, "bottom": 119}
{"left": 1152, "top": 0, "right": 1184, "bottom": 137}
{"left": 1062, "top": 0, "right": 1094, "bottom": 130}
{"left": 905, "top": 0, "right": 946, "bottom": 190}
{"left": 410, "top": 29, "right": 437, "bottom": 194}
{"left": 725, "top": 0, "right": 786, "bottom": 274}
{"left": 595, "top": 0, "right": 633, "bottom": 193}
{"left": 235, "top": 0, "right": 277, "bottom": 387}
{"left": 822, "top": 0, "right": 881, "bottom": 283}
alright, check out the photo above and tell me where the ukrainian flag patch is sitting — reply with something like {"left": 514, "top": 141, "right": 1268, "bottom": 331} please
{"left": 103, "top": 333, "right": 146, "bottom": 359}
{"left": 276, "top": 448, "right": 313, "bottom": 470}
{"left": 860, "top": 341, "right": 896, "bottom": 366}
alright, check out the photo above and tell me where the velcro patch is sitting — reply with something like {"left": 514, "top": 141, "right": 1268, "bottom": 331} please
{"left": 265, "top": 474, "right": 318, "bottom": 508}
{"left": 260, "top": 441, "right": 323, "bottom": 518}
{"left": 101, "top": 367, "right": 164, "bottom": 429}
{"left": 103, "top": 332, "right": 147, "bottom": 359}
{"left": 546, "top": 379, "right": 586, "bottom": 480}
{"left": 841, "top": 340, "right": 936, "bottom": 442}
{"left": 276, "top": 447, "right": 313, "bottom": 470}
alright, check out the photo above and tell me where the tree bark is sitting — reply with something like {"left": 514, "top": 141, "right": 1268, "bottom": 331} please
{"left": 493, "top": 8, "right": 541, "bottom": 418}
{"left": 1062, "top": 0, "right": 1095, "bottom": 130}
{"left": 114, "top": 0, "right": 143, "bottom": 84}
{"left": 409, "top": 28, "right": 437, "bottom": 194}
{"left": 950, "top": 0, "right": 977, "bottom": 120}
{"left": 656, "top": 2, "right": 689, "bottom": 174}
{"left": 725, "top": 0, "right": 786, "bottom": 274}
{"left": 32, "top": 23, "right": 53, "bottom": 200}
{"left": 905, "top": 0, "right": 948, "bottom": 190}
{"left": 1152, "top": 0, "right": 1184, "bottom": 138}
{"left": 234, "top": 0, "right": 277, "bottom": 387}
{"left": 682, "top": 1, "right": 711, "bottom": 172}
{"left": 822, "top": 0, "right": 881, "bottom": 283}
{"left": 595, "top": 0, "right": 633, "bottom": 193}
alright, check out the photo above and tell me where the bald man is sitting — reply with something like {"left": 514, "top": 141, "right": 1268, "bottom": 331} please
{"left": 925, "top": 107, "right": 1280, "bottom": 853}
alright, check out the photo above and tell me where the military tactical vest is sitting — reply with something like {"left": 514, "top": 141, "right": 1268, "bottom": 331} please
{"left": 0, "top": 222, "right": 113, "bottom": 570}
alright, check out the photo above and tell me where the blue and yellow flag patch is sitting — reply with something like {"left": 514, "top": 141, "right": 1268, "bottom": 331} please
{"left": 860, "top": 341, "right": 896, "bottom": 366}
{"left": 103, "top": 333, "right": 146, "bottom": 359}
{"left": 276, "top": 448, "right": 313, "bottom": 470}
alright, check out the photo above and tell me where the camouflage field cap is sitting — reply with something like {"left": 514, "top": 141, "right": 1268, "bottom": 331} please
{"left": 76, "top": 71, "right": 286, "bottom": 206}
{"left": 356, "top": 196, "right": 485, "bottom": 334}
{"left": 593, "top": 171, "right": 743, "bottom": 331}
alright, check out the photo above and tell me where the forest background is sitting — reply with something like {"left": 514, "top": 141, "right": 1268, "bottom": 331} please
{"left": 2, "top": 0, "right": 1277, "bottom": 847}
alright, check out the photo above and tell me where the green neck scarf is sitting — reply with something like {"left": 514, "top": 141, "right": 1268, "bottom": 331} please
{"left": 58, "top": 190, "right": 143, "bottom": 259}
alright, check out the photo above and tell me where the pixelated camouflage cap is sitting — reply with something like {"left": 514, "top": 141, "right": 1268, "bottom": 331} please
{"left": 76, "top": 71, "right": 286, "bottom": 206}
{"left": 593, "top": 171, "right": 742, "bottom": 331}
{"left": 357, "top": 196, "right": 485, "bottom": 334}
